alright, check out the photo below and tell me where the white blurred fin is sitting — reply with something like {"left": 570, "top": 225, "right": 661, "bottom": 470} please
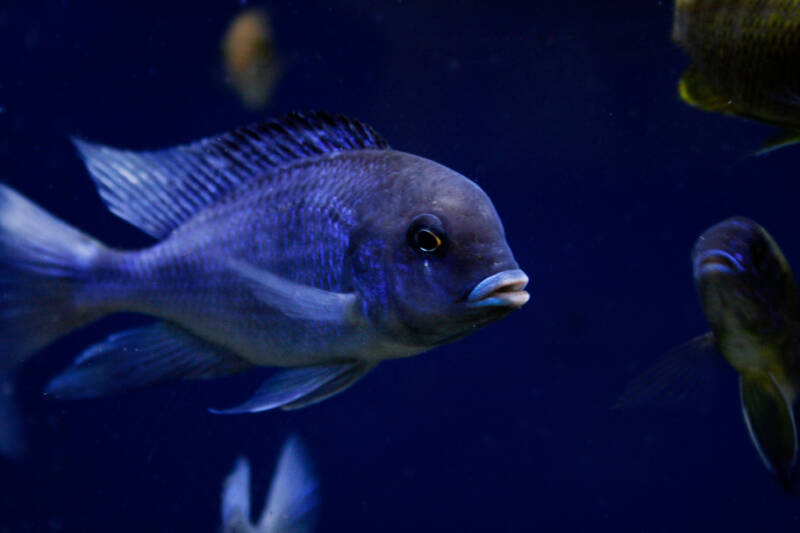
{"left": 221, "top": 436, "right": 319, "bottom": 533}
{"left": 259, "top": 435, "right": 319, "bottom": 533}
{"left": 221, "top": 458, "right": 256, "bottom": 533}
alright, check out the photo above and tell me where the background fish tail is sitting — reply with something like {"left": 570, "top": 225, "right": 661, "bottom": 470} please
{"left": 0, "top": 184, "right": 110, "bottom": 371}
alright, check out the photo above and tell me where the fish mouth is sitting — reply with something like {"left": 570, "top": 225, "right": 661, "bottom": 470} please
{"left": 466, "top": 269, "right": 530, "bottom": 309}
{"left": 694, "top": 249, "right": 746, "bottom": 276}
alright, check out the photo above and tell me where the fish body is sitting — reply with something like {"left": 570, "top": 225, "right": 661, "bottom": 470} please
{"left": 673, "top": 0, "right": 800, "bottom": 151}
{"left": 0, "top": 112, "right": 528, "bottom": 411}
{"left": 693, "top": 217, "right": 800, "bottom": 384}
{"left": 98, "top": 149, "right": 516, "bottom": 366}
{"left": 618, "top": 217, "right": 800, "bottom": 487}
{"left": 694, "top": 217, "right": 800, "bottom": 485}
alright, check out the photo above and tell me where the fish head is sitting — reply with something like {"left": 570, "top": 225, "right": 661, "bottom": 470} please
{"left": 350, "top": 152, "right": 529, "bottom": 348}
{"left": 692, "top": 217, "right": 797, "bottom": 335}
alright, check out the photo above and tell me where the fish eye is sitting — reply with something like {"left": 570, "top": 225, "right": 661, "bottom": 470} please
{"left": 407, "top": 214, "right": 446, "bottom": 254}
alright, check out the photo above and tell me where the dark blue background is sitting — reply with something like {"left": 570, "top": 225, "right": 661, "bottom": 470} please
{"left": 2, "top": 1, "right": 799, "bottom": 531}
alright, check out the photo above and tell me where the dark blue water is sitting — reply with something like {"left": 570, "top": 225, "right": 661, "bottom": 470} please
{"left": 2, "top": 1, "right": 800, "bottom": 531}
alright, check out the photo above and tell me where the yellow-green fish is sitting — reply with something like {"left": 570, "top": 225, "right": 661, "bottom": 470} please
{"left": 620, "top": 217, "right": 800, "bottom": 488}
{"left": 673, "top": 0, "right": 800, "bottom": 153}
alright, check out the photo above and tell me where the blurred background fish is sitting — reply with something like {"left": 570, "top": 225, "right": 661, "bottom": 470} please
{"left": 619, "top": 217, "right": 800, "bottom": 488}
{"left": 0, "top": 372, "right": 24, "bottom": 460}
{"left": 221, "top": 436, "right": 318, "bottom": 533}
{"left": 222, "top": 8, "right": 281, "bottom": 110}
{"left": 672, "top": 0, "right": 800, "bottom": 153}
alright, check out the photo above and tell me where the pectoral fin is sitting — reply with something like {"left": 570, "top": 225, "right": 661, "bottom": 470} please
{"left": 753, "top": 129, "right": 800, "bottom": 156}
{"left": 678, "top": 66, "right": 731, "bottom": 112}
{"left": 228, "top": 258, "right": 359, "bottom": 324}
{"left": 210, "top": 362, "right": 376, "bottom": 414}
{"left": 614, "top": 332, "right": 721, "bottom": 409}
{"left": 740, "top": 372, "right": 798, "bottom": 485}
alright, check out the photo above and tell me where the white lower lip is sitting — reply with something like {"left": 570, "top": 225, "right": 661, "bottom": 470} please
{"left": 468, "top": 290, "right": 530, "bottom": 308}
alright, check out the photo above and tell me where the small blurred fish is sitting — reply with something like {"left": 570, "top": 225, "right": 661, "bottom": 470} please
{"left": 222, "top": 8, "right": 281, "bottom": 110}
{"left": 673, "top": 0, "right": 800, "bottom": 153}
{"left": 0, "top": 371, "right": 24, "bottom": 459}
{"left": 619, "top": 217, "right": 800, "bottom": 488}
{"left": 222, "top": 436, "right": 318, "bottom": 533}
{"left": 0, "top": 111, "right": 528, "bottom": 413}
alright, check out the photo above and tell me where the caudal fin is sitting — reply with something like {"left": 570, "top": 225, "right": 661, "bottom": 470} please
{"left": 0, "top": 184, "right": 106, "bottom": 371}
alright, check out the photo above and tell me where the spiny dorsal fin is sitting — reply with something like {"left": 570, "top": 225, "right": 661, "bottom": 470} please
{"left": 72, "top": 112, "right": 390, "bottom": 239}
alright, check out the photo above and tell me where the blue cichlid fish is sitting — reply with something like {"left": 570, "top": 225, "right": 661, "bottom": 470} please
{"left": 673, "top": 0, "right": 800, "bottom": 153}
{"left": 0, "top": 112, "right": 529, "bottom": 413}
{"left": 221, "top": 436, "right": 318, "bottom": 533}
{"left": 620, "top": 217, "right": 800, "bottom": 488}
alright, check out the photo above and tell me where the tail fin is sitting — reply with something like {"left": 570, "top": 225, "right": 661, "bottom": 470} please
{"left": 0, "top": 184, "right": 106, "bottom": 371}
{"left": 0, "top": 372, "right": 24, "bottom": 459}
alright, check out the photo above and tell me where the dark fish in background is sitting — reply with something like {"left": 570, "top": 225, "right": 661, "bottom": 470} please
{"left": 0, "top": 371, "right": 23, "bottom": 459}
{"left": 619, "top": 217, "right": 800, "bottom": 488}
{"left": 0, "top": 112, "right": 529, "bottom": 414}
{"left": 222, "top": 8, "right": 281, "bottom": 110}
{"left": 221, "top": 436, "right": 318, "bottom": 533}
{"left": 673, "top": 0, "right": 800, "bottom": 153}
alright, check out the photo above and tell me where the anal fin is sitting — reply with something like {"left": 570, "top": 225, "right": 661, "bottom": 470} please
{"left": 740, "top": 371, "right": 798, "bottom": 487}
{"left": 210, "top": 362, "right": 376, "bottom": 414}
{"left": 46, "top": 322, "right": 251, "bottom": 398}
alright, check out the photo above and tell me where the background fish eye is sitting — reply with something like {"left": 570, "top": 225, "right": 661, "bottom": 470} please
{"left": 407, "top": 213, "right": 446, "bottom": 255}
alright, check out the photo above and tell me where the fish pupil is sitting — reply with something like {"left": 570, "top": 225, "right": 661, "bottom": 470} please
{"left": 415, "top": 228, "right": 442, "bottom": 252}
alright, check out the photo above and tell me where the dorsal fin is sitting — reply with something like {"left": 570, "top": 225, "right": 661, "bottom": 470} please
{"left": 72, "top": 111, "right": 390, "bottom": 239}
